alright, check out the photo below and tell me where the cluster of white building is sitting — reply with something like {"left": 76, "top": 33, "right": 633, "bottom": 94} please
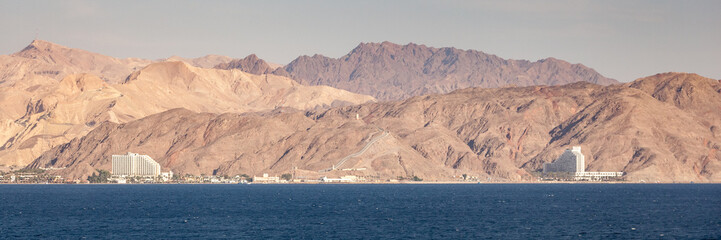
{"left": 320, "top": 175, "right": 360, "bottom": 183}
{"left": 251, "top": 173, "right": 362, "bottom": 183}
{"left": 543, "top": 146, "right": 623, "bottom": 181}
{"left": 111, "top": 152, "right": 171, "bottom": 181}
{"left": 108, "top": 147, "right": 622, "bottom": 183}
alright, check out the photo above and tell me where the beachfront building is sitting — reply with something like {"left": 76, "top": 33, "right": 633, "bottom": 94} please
{"left": 543, "top": 146, "right": 623, "bottom": 181}
{"left": 543, "top": 146, "right": 585, "bottom": 173}
{"left": 160, "top": 171, "right": 174, "bottom": 181}
{"left": 253, "top": 173, "right": 280, "bottom": 183}
{"left": 320, "top": 175, "right": 359, "bottom": 183}
{"left": 111, "top": 152, "right": 161, "bottom": 177}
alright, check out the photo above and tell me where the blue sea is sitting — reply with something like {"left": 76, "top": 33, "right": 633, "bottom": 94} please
{"left": 0, "top": 184, "right": 719, "bottom": 239}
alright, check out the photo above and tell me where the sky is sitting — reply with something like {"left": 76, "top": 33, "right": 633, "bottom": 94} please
{"left": 0, "top": 0, "right": 719, "bottom": 82}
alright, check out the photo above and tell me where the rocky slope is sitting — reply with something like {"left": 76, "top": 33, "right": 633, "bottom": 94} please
{"left": 0, "top": 60, "right": 374, "bottom": 169}
{"left": 279, "top": 41, "right": 618, "bottom": 100}
{"left": 0, "top": 40, "right": 154, "bottom": 124}
{"left": 29, "top": 73, "right": 721, "bottom": 182}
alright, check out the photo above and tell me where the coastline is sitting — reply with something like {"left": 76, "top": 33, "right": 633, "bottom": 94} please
{"left": 0, "top": 181, "right": 714, "bottom": 185}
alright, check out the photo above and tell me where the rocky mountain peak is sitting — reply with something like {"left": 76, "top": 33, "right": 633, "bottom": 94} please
{"left": 2, "top": 39, "right": 154, "bottom": 85}
{"left": 349, "top": 41, "right": 430, "bottom": 57}
{"left": 244, "top": 53, "right": 260, "bottom": 61}
{"left": 13, "top": 39, "right": 72, "bottom": 59}
{"left": 214, "top": 54, "right": 275, "bottom": 75}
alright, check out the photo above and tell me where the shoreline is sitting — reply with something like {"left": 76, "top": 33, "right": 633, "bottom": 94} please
{"left": 0, "top": 181, "right": 716, "bottom": 185}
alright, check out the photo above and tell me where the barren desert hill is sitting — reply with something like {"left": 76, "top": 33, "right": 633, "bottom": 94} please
{"left": 0, "top": 60, "right": 374, "bottom": 169}
{"left": 29, "top": 72, "right": 721, "bottom": 182}
{"left": 0, "top": 40, "right": 154, "bottom": 122}
{"left": 1, "top": 40, "right": 236, "bottom": 88}
{"left": 2, "top": 40, "right": 152, "bottom": 85}
{"left": 628, "top": 72, "right": 721, "bottom": 122}
{"left": 0, "top": 73, "right": 124, "bottom": 168}
{"left": 0, "top": 39, "right": 376, "bottom": 170}
{"left": 279, "top": 41, "right": 619, "bottom": 100}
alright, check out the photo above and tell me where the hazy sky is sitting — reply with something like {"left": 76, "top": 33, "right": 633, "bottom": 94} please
{"left": 1, "top": 0, "right": 719, "bottom": 82}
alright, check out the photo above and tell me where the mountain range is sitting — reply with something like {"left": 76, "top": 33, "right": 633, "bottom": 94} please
{"left": 0, "top": 40, "right": 372, "bottom": 168}
{"left": 274, "top": 42, "right": 618, "bottom": 100}
{"left": 28, "top": 72, "right": 721, "bottom": 183}
{"left": 2, "top": 40, "right": 719, "bottom": 183}
{"left": 214, "top": 42, "right": 618, "bottom": 100}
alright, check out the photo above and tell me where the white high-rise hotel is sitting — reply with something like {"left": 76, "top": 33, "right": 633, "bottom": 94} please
{"left": 543, "top": 146, "right": 585, "bottom": 173}
{"left": 112, "top": 152, "right": 161, "bottom": 177}
{"left": 543, "top": 146, "right": 623, "bottom": 180}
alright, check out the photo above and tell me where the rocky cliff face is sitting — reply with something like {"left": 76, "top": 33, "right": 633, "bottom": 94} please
{"left": 30, "top": 73, "right": 721, "bottom": 182}
{"left": 281, "top": 41, "right": 619, "bottom": 100}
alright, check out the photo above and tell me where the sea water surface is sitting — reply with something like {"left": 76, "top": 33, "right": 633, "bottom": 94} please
{"left": 0, "top": 184, "right": 719, "bottom": 239}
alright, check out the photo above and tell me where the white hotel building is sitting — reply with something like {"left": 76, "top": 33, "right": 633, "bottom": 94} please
{"left": 543, "top": 146, "right": 623, "bottom": 181}
{"left": 112, "top": 152, "right": 161, "bottom": 177}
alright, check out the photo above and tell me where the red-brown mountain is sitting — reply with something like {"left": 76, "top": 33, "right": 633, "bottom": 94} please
{"left": 29, "top": 73, "right": 720, "bottom": 183}
{"left": 279, "top": 41, "right": 619, "bottom": 100}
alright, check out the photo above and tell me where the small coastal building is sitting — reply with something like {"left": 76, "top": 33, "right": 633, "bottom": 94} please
{"left": 253, "top": 173, "right": 280, "bottom": 183}
{"left": 159, "top": 171, "right": 174, "bottom": 182}
{"left": 320, "top": 175, "right": 358, "bottom": 183}
{"left": 111, "top": 152, "right": 161, "bottom": 177}
{"left": 543, "top": 146, "right": 623, "bottom": 181}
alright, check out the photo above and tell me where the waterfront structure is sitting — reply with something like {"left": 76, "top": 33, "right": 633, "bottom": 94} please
{"left": 543, "top": 146, "right": 585, "bottom": 173}
{"left": 543, "top": 146, "right": 623, "bottom": 180}
{"left": 160, "top": 171, "right": 174, "bottom": 181}
{"left": 253, "top": 173, "right": 280, "bottom": 183}
{"left": 320, "top": 175, "right": 359, "bottom": 183}
{"left": 111, "top": 152, "right": 161, "bottom": 177}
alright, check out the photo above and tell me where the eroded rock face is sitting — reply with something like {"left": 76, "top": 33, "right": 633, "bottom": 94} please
{"left": 30, "top": 73, "right": 721, "bottom": 182}
{"left": 282, "top": 41, "right": 618, "bottom": 100}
